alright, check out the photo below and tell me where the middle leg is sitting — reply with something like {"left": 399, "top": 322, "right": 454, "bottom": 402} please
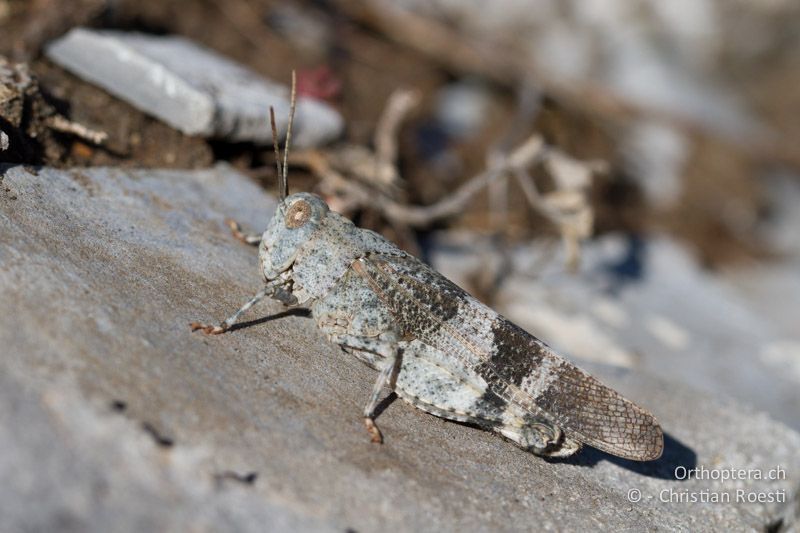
{"left": 329, "top": 333, "right": 401, "bottom": 444}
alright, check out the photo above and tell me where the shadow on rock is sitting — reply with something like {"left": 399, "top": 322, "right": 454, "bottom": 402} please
{"left": 555, "top": 432, "right": 696, "bottom": 480}
{"left": 228, "top": 307, "right": 311, "bottom": 331}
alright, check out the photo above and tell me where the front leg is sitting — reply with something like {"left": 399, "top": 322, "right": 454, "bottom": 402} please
{"left": 190, "top": 286, "right": 271, "bottom": 334}
{"left": 190, "top": 217, "right": 268, "bottom": 333}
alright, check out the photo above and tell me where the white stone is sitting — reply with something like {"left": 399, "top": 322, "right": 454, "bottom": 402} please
{"left": 46, "top": 28, "right": 343, "bottom": 147}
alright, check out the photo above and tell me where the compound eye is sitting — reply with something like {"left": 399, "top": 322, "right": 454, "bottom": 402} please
{"left": 285, "top": 199, "right": 312, "bottom": 229}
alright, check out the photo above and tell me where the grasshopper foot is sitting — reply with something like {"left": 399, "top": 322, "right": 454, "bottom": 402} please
{"left": 226, "top": 219, "right": 261, "bottom": 246}
{"left": 189, "top": 322, "right": 228, "bottom": 335}
{"left": 364, "top": 417, "right": 383, "bottom": 444}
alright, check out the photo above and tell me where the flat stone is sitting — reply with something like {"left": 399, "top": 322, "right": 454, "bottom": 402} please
{"left": 1, "top": 164, "right": 798, "bottom": 531}
{"left": 45, "top": 28, "right": 343, "bottom": 147}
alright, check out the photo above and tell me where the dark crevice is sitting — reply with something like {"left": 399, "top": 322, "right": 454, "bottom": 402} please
{"left": 109, "top": 400, "right": 174, "bottom": 448}
{"left": 214, "top": 471, "right": 258, "bottom": 487}
{"left": 141, "top": 422, "right": 174, "bottom": 448}
{"left": 765, "top": 518, "right": 783, "bottom": 533}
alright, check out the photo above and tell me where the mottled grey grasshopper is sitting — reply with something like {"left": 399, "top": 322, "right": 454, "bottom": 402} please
{"left": 191, "top": 74, "right": 664, "bottom": 461}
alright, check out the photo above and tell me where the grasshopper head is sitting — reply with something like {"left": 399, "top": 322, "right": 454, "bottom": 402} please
{"left": 258, "top": 192, "right": 328, "bottom": 282}
{"left": 259, "top": 72, "right": 332, "bottom": 290}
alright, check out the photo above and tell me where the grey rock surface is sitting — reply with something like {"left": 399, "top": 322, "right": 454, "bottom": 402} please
{"left": 1, "top": 164, "right": 798, "bottom": 531}
{"left": 45, "top": 28, "right": 343, "bottom": 147}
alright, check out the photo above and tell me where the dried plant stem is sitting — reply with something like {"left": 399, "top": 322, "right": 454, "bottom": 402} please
{"left": 365, "top": 134, "right": 544, "bottom": 227}
{"left": 46, "top": 115, "right": 107, "bottom": 145}
{"left": 374, "top": 88, "right": 421, "bottom": 167}
{"left": 294, "top": 134, "right": 559, "bottom": 228}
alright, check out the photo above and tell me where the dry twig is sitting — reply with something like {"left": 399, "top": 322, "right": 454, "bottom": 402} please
{"left": 47, "top": 115, "right": 107, "bottom": 145}
{"left": 375, "top": 88, "right": 421, "bottom": 168}
{"left": 287, "top": 86, "right": 604, "bottom": 270}
{"left": 288, "top": 87, "right": 420, "bottom": 211}
{"left": 487, "top": 78, "right": 543, "bottom": 229}
{"left": 377, "top": 134, "right": 545, "bottom": 226}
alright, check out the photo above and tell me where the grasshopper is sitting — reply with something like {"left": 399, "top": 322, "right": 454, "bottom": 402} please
{"left": 191, "top": 73, "right": 663, "bottom": 461}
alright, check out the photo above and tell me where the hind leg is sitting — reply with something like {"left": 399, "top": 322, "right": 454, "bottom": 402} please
{"left": 394, "top": 342, "right": 581, "bottom": 458}
{"left": 393, "top": 354, "right": 507, "bottom": 426}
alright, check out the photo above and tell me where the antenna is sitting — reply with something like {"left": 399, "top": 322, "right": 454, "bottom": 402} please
{"left": 269, "top": 106, "right": 284, "bottom": 200}
{"left": 269, "top": 70, "right": 297, "bottom": 201}
{"left": 282, "top": 70, "right": 297, "bottom": 199}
